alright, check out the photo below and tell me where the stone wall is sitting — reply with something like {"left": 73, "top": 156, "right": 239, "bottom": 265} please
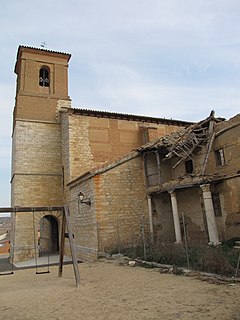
{"left": 62, "top": 110, "right": 185, "bottom": 183}
{"left": 11, "top": 120, "right": 63, "bottom": 206}
{"left": 152, "top": 192, "right": 175, "bottom": 243}
{"left": 12, "top": 211, "right": 62, "bottom": 262}
{"left": 68, "top": 153, "right": 149, "bottom": 259}
{"left": 176, "top": 187, "right": 207, "bottom": 242}
{"left": 94, "top": 155, "right": 149, "bottom": 253}
{"left": 11, "top": 119, "right": 63, "bottom": 261}
{"left": 144, "top": 114, "right": 240, "bottom": 243}
{"left": 60, "top": 112, "right": 71, "bottom": 202}
{"left": 68, "top": 177, "right": 98, "bottom": 261}
{"left": 206, "top": 114, "right": 240, "bottom": 176}
{"left": 216, "top": 177, "right": 240, "bottom": 239}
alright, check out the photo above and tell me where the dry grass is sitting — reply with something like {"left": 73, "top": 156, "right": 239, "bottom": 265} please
{"left": 0, "top": 260, "right": 240, "bottom": 320}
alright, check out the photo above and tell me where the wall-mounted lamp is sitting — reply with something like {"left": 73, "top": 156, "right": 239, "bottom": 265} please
{"left": 78, "top": 192, "right": 91, "bottom": 206}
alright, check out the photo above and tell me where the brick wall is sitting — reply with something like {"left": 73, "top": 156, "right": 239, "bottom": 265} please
{"left": 0, "top": 241, "right": 10, "bottom": 255}
{"left": 14, "top": 47, "right": 70, "bottom": 123}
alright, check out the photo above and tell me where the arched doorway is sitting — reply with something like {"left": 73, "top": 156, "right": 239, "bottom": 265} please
{"left": 39, "top": 215, "right": 59, "bottom": 256}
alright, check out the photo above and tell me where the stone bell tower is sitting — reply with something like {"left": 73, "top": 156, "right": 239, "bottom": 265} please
{"left": 11, "top": 46, "right": 71, "bottom": 261}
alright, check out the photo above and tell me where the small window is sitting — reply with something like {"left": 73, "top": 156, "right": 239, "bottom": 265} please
{"left": 39, "top": 67, "right": 50, "bottom": 87}
{"left": 185, "top": 159, "right": 193, "bottom": 173}
{"left": 215, "top": 148, "right": 225, "bottom": 166}
{"left": 212, "top": 193, "right": 222, "bottom": 216}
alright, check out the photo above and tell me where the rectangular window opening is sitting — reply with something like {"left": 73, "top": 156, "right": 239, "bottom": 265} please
{"left": 185, "top": 159, "right": 193, "bottom": 174}
{"left": 215, "top": 148, "right": 225, "bottom": 166}
{"left": 212, "top": 193, "right": 222, "bottom": 216}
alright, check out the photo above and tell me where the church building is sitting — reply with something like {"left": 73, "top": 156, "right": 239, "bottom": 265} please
{"left": 11, "top": 46, "right": 240, "bottom": 262}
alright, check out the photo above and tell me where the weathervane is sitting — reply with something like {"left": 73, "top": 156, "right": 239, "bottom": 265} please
{"left": 41, "top": 41, "right": 47, "bottom": 48}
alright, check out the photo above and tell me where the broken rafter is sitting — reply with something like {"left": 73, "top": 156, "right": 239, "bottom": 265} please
{"left": 138, "top": 111, "right": 224, "bottom": 163}
{"left": 201, "top": 117, "right": 216, "bottom": 175}
{"left": 201, "top": 132, "right": 216, "bottom": 175}
{"left": 165, "top": 130, "right": 205, "bottom": 161}
{"left": 172, "top": 144, "right": 197, "bottom": 169}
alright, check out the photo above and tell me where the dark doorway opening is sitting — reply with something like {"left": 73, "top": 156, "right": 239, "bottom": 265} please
{"left": 39, "top": 215, "right": 59, "bottom": 256}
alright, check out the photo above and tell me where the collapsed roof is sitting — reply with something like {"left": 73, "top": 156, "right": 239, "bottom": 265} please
{"left": 138, "top": 111, "right": 224, "bottom": 171}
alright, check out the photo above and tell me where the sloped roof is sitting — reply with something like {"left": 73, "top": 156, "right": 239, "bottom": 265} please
{"left": 71, "top": 108, "right": 193, "bottom": 126}
{"left": 17, "top": 45, "right": 71, "bottom": 59}
{"left": 15, "top": 45, "right": 71, "bottom": 74}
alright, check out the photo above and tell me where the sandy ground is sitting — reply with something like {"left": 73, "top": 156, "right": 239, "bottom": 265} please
{"left": 0, "top": 260, "right": 240, "bottom": 320}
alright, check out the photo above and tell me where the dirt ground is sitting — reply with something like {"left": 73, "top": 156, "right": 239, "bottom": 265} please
{"left": 0, "top": 260, "right": 240, "bottom": 320}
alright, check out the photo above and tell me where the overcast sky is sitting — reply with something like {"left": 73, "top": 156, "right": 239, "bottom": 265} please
{"left": 0, "top": 0, "right": 240, "bottom": 208}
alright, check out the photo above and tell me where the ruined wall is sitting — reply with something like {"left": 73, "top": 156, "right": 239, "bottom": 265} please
{"left": 160, "top": 158, "right": 173, "bottom": 182}
{"left": 137, "top": 115, "right": 240, "bottom": 246}
{"left": 152, "top": 192, "right": 175, "bottom": 242}
{"left": 213, "top": 178, "right": 240, "bottom": 240}
{"left": 171, "top": 115, "right": 240, "bottom": 179}
{"left": 144, "top": 152, "right": 159, "bottom": 187}
{"left": 176, "top": 188, "right": 207, "bottom": 242}
{"left": 144, "top": 115, "right": 240, "bottom": 186}
{"left": 206, "top": 115, "right": 240, "bottom": 176}
{"left": 206, "top": 116, "right": 240, "bottom": 240}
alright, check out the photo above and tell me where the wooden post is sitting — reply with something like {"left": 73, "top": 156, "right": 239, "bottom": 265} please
{"left": 201, "top": 132, "right": 216, "bottom": 175}
{"left": 141, "top": 216, "right": 147, "bottom": 260}
{"left": 182, "top": 211, "right": 190, "bottom": 268}
{"left": 117, "top": 217, "right": 121, "bottom": 253}
{"left": 64, "top": 206, "right": 80, "bottom": 287}
{"left": 143, "top": 153, "right": 149, "bottom": 187}
{"left": 155, "top": 151, "right": 161, "bottom": 185}
{"left": 58, "top": 210, "right": 66, "bottom": 278}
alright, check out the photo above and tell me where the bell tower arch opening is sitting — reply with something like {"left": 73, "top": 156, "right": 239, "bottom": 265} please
{"left": 39, "top": 66, "right": 50, "bottom": 87}
{"left": 39, "top": 215, "right": 59, "bottom": 256}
